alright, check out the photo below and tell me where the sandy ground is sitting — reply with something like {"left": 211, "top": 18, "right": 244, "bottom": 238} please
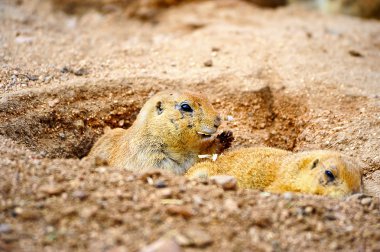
{"left": 0, "top": 0, "right": 380, "bottom": 251}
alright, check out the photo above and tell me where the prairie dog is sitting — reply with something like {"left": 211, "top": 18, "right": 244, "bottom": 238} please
{"left": 88, "top": 90, "right": 233, "bottom": 174}
{"left": 187, "top": 147, "right": 362, "bottom": 197}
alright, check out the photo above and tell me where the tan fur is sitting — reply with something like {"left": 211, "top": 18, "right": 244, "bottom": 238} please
{"left": 289, "top": 0, "right": 380, "bottom": 18}
{"left": 318, "top": 0, "right": 380, "bottom": 18}
{"left": 186, "top": 147, "right": 363, "bottom": 197}
{"left": 87, "top": 90, "right": 233, "bottom": 175}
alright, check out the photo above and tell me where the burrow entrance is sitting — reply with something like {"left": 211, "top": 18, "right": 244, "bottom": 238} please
{"left": 0, "top": 77, "right": 308, "bottom": 159}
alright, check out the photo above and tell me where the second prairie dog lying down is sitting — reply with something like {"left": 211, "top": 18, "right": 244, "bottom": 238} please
{"left": 87, "top": 90, "right": 233, "bottom": 175}
{"left": 186, "top": 147, "right": 363, "bottom": 197}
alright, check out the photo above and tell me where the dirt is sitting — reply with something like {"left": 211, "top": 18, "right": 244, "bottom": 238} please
{"left": 1, "top": 0, "right": 380, "bottom": 251}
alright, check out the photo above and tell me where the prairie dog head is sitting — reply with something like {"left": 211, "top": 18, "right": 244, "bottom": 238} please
{"left": 134, "top": 90, "right": 221, "bottom": 151}
{"left": 278, "top": 151, "right": 363, "bottom": 197}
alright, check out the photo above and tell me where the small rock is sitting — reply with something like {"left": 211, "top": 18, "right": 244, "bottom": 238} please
{"left": 155, "top": 180, "right": 167, "bottom": 188}
{"left": 210, "top": 175, "right": 237, "bottom": 190}
{"left": 348, "top": 50, "right": 363, "bottom": 58}
{"left": 184, "top": 18, "right": 206, "bottom": 30}
{"left": 324, "top": 214, "right": 337, "bottom": 221}
{"left": 166, "top": 205, "right": 195, "bottom": 219}
{"left": 226, "top": 115, "right": 234, "bottom": 121}
{"left": 328, "top": 241, "right": 339, "bottom": 250}
{"left": 203, "top": 59, "right": 213, "bottom": 67}
{"left": 15, "top": 36, "right": 33, "bottom": 44}
{"left": 158, "top": 188, "right": 173, "bottom": 198}
{"left": 48, "top": 98, "right": 60, "bottom": 107}
{"left": 305, "top": 206, "right": 314, "bottom": 214}
{"left": 62, "top": 207, "right": 77, "bottom": 216}
{"left": 181, "top": 228, "right": 213, "bottom": 248}
{"left": 18, "top": 209, "right": 41, "bottom": 221}
{"left": 27, "top": 74, "right": 39, "bottom": 81}
{"left": 66, "top": 18, "right": 77, "bottom": 29}
{"left": 211, "top": 47, "right": 220, "bottom": 52}
{"left": 58, "top": 132, "right": 66, "bottom": 139}
{"left": 44, "top": 75, "right": 52, "bottom": 83}
{"left": 192, "top": 195, "right": 203, "bottom": 206}
{"left": 140, "top": 238, "right": 182, "bottom": 252}
{"left": 39, "top": 185, "right": 64, "bottom": 196}
{"left": 96, "top": 167, "right": 107, "bottom": 173}
{"left": 360, "top": 197, "right": 372, "bottom": 206}
{"left": 147, "top": 177, "right": 154, "bottom": 185}
{"left": 250, "top": 211, "right": 272, "bottom": 228}
{"left": 73, "top": 120, "right": 85, "bottom": 128}
{"left": 0, "top": 224, "right": 12, "bottom": 234}
{"left": 283, "top": 192, "right": 293, "bottom": 200}
{"left": 161, "top": 199, "right": 184, "bottom": 205}
{"left": 173, "top": 233, "right": 191, "bottom": 246}
{"left": 72, "top": 190, "right": 88, "bottom": 200}
{"left": 80, "top": 206, "right": 98, "bottom": 219}
{"left": 60, "top": 66, "right": 70, "bottom": 73}
{"left": 259, "top": 192, "right": 271, "bottom": 197}
{"left": 74, "top": 67, "right": 87, "bottom": 76}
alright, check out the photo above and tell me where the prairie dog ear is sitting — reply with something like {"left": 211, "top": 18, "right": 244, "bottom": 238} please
{"left": 311, "top": 159, "right": 319, "bottom": 169}
{"left": 156, "top": 101, "right": 163, "bottom": 115}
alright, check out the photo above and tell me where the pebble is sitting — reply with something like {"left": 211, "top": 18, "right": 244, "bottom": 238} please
{"left": 305, "top": 206, "right": 314, "bottom": 214}
{"left": 226, "top": 115, "right": 234, "bottom": 121}
{"left": 192, "top": 195, "right": 203, "bottom": 206}
{"left": 61, "top": 66, "right": 70, "bottom": 73}
{"left": 48, "top": 98, "right": 60, "bottom": 107}
{"left": 203, "top": 59, "right": 213, "bottom": 67}
{"left": 360, "top": 197, "right": 372, "bottom": 206}
{"left": 161, "top": 199, "right": 183, "bottom": 205}
{"left": 72, "top": 190, "right": 88, "bottom": 200}
{"left": 39, "top": 185, "right": 65, "bottom": 196}
{"left": 0, "top": 224, "right": 12, "bottom": 234}
{"left": 27, "top": 74, "right": 39, "bottom": 81}
{"left": 210, "top": 175, "right": 237, "bottom": 190}
{"left": 140, "top": 238, "right": 182, "bottom": 252}
{"left": 154, "top": 180, "right": 167, "bottom": 188}
{"left": 250, "top": 211, "right": 272, "bottom": 228}
{"left": 80, "top": 206, "right": 98, "bottom": 219}
{"left": 180, "top": 228, "right": 213, "bottom": 248}
{"left": 96, "top": 167, "right": 107, "bottom": 173}
{"left": 283, "top": 192, "right": 293, "bottom": 200}
{"left": 348, "top": 50, "right": 363, "bottom": 58}
{"left": 15, "top": 36, "right": 33, "bottom": 44}
{"left": 259, "top": 192, "right": 271, "bottom": 197}
{"left": 17, "top": 209, "right": 41, "bottom": 221}
{"left": 59, "top": 132, "right": 66, "bottom": 139}
{"left": 74, "top": 68, "right": 87, "bottom": 76}
{"left": 158, "top": 188, "right": 173, "bottom": 198}
{"left": 73, "top": 120, "right": 85, "bottom": 128}
{"left": 44, "top": 75, "right": 52, "bottom": 83}
{"left": 166, "top": 205, "right": 195, "bottom": 219}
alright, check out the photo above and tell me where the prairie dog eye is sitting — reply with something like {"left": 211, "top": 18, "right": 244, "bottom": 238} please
{"left": 180, "top": 103, "right": 193, "bottom": 112}
{"left": 325, "top": 170, "right": 335, "bottom": 182}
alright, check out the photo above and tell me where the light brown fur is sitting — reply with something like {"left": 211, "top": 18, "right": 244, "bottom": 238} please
{"left": 186, "top": 147, "right": 363, "bottom": 197}
{"left": 87, "top": 90, "right": 233, "bottom": 174}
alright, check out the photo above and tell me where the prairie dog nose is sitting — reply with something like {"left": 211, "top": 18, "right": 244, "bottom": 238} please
{"left": 214, "top": 115, "right": 221, "bottom": 128}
